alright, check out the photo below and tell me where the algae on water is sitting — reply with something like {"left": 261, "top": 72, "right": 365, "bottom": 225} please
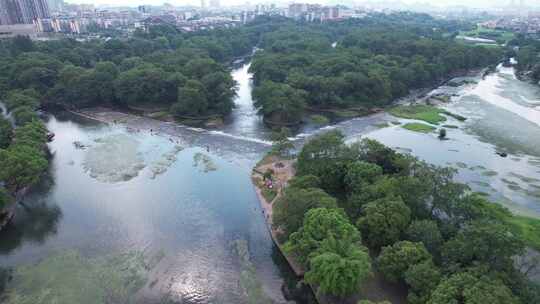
{"left": 2, "top": 250, "right": 163, "bottom": 304}
{"left": 193, "top": 152, "right": 218, "bottom": 173}
{"left": 149, "top": 145, "right": 184, "bottom": 179}
{"left": 231, "top": 239, "right": 275, "bottom": 304}
{"left": 83, "top": 134, "right": 145, "bottom": 183}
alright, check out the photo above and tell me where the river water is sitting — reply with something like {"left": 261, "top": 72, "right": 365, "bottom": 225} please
{"left": 1, "top": 61, "right": 540, "bottom": 303}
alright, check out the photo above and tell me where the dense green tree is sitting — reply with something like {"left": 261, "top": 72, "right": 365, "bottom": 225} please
{"left": 441, "top": 220, "right": 524, "bottom": 272}
{"left": 404, "top": 261, "right": 441, "bottom": 304}
{"left": 0, "top": 117, "right": 12, "bottom": 148}
{"left": 252, "top": 80, "right": 307, "bottom": 125}
{"left": 4, "top": 90, "right": 39, "bottom": 111}
{"left": 287, "top": 175, "right": 321, "bottom": 190}
{"left": 286, "top": 208, "right": 360, "bottom": 265}
{"left": 377, "top": 241, "right": 431, "bottom": 282}
{"left": 272, "top": 187, "right": 337, "bottom": 238}
{"left": 406, "top": 220, "right": 443, "bottom": 257}
{"left": 115, "top": 65, "right": 177, "bottom": 106}
{"left": 0, "top": 144, "right": 47, "bottom": 192}
{"left": 0, "top": 187, "right": 10, "bottom": 209}
{"left": 428, "top": 269, "right": 519, "bottom": 304}
{"left": 296, "top": 130, "right": 353, "bottom": 195}
{"left": 344, "top": 161, "right": 383, "bottom": 194}
{"left": 172, "top": 79, "right": 208, "bottom": 116}
{"left": 270, "top": 127, "right": 294, "bottom": 157}
{"left": 357, "top": 196, "right": 411, "bottom": 248}
{"left": 306, "top": 236, "right": 372, "bottom": 297}
{"left": 12, "top": 106, "right": 38, "bottom": 126}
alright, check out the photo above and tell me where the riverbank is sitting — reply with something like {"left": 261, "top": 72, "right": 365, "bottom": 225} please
{"left": 251, "top": 154, "right": 304, "bottom": 276}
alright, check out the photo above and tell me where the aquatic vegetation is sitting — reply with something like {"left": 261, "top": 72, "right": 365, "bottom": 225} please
{"left": 149, "top": 145, "right": 184, "bottom": 179}
{"left": 508, "top": 184, "right": 522, "bottom": 191}
{"left": 482, "top": 170, "right": 498, "bottom": 177}
{"left": 471, "top": 181, "right": 490, "bottom": 187}
{"left": 469, "top": 165, "right": 487, "bottom": 171}
{"left": 374, "top": 122, "right": 390, "bottom": 129}
{"left": 232, "top": 240, "right": 275, "bottom": 304}
{"left": 455, "top": 162, "right": 468, "bottom": 169}
{"left": 501, "top": 178, "right": 519, "bottom": 186}
{"left": 83, "top": 134, "right": 145, "bottom": 183}
{"left": 390, "top": 105, "right": 447, "bottom": 124}
{"left": 442, "top": 124, "right": 459, "bottom": 129}
{"left": 509, "top": 172, "right": 540, "bottom": 184}
{"left": 193, "top": 152, "right": 218, "bottom": 173}
{"left": 2, "top": 250, "right": 162, "bottom": 304}
{"left": 402, "top": 123, "right": 435, "bottom": 133}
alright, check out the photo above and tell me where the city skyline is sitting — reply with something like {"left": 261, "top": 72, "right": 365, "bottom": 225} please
{"left": 62, "top": 0, "right": 538, "bottom": 9}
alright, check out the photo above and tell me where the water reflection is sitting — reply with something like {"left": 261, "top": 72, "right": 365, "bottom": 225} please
{"left": 0, "top": 201, "right": 62, "bottom": 255}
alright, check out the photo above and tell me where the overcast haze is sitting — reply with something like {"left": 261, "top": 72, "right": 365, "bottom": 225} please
{"left": 64, "top": 0, "right": 536, "bottom": 8}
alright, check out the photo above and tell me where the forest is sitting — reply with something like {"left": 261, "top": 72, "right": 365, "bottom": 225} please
{"left": 273, "top": 130, "right": 540, "bottom": 303}
{"left": 250, "top": 13, "right": 503, "bottom": 124}
{"left": 0, "top": 13, "right": 502, "bottom": 126}
{"left": 0, "top": 18, "right": 275, "bottom": 119}
{"left": 512, "top": 34, "right": 540, "bottom": 82}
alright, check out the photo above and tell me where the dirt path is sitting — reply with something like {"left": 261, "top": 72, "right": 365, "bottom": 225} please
{"left": 251, "top": 156, "right": 305, "bottom": 276}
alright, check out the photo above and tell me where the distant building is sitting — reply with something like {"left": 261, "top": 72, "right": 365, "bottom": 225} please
{"left": 138, "top": 5, "right": 151, "bottom": 14}
{"left": 288, "top": 3, "right": 343, "bottom": 22}
{"left": 0, "top": 22, "right": 36, "bottom": 37}
{"left": 0, "top": 0, "right": 50, "bottom": 25}
{"left": 209, "top": 0, "right": 220, "bottom": 8}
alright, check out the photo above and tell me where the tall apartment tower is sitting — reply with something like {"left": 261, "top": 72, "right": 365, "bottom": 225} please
{"left": 0, "top": 0, "right": 49, "bottom": 25}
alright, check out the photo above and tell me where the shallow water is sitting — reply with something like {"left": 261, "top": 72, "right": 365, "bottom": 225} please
{"left": 342, "top": 66, "right": 540, "bottom": 217}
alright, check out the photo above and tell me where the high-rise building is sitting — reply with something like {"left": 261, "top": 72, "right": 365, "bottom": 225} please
{"left": 0, "top": 0, "right": 49, "bottom": 25}
{"left": 209, "top": 0, "right": 220, "bottom": 8}
{"left": 200, "top": 0, "right": 206, "bottom": 8}
{"left": 0, "top": 0, "right": 23, "bottom": 25}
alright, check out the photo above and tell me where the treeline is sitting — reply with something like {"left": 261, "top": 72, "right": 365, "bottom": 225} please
{"left": 511, "top": 35, "right": 540, "bottom": 82}
{"left": 250, "top": 13, "right": 502, "bottom": 125}
{"left": 273, "top": 130, "right": 539, "bottom": 303}
{"left": 0, "top": 18, "right": 284, "bottom": 118}
{"left": 0, "top": 114, "right": 49, "bottom": 210}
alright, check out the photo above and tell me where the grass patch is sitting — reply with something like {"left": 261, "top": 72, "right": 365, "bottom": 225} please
{"left": 261, "top": 187, "right": 278, "bottom": 202}
{"left": 374, "top": 122, "right": 390, "bottom": 128}
{"left": 507, "top": 215, "right": 540, "bottom": 250}
{"left": 402, "top": 122, "right": 435, "bottom": 133}
{"left": 310, "top": 114, "right": 330, "bottom": 125}
{"left": 332, "top": 109, "right": 360, "bottom": 118}
{"left": 389, "top": 105, "right": 446, "bottom": 124}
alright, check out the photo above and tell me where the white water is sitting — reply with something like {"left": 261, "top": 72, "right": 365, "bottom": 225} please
{"left": 467, "top": 65, "right": 540, "bottom": 127}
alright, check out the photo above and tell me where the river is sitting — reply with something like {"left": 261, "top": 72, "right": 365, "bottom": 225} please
{"left": 1, "top": 61, "right": 540, "bottom": 303}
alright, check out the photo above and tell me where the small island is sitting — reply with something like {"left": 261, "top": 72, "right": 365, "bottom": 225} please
{"left": 253, "top": 129, "right": 540, "bottom": 304}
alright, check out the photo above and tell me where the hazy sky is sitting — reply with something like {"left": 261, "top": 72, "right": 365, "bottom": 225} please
{"left": 64, "top": 0, "right": 531, "bottom": 8}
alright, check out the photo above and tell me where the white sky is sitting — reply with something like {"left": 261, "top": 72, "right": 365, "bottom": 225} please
{"left": 64, "top": 0, "right": 533, "bottom": 8}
